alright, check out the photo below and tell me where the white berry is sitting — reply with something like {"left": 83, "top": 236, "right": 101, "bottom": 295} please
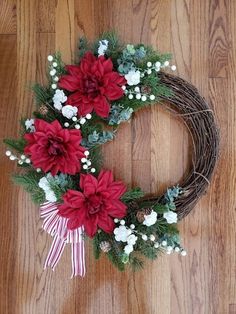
{"left": 36, "top": 168, "right": 41, "bottom": 172}
{"left": 147, "top": 61, "right": 152, "bottom": 67}
{"left": 72, "top": 116, "right": 77, "bottom": 121}
{"left": 9, "top": 155, "right": 16, "bottom": 160}
{"left": 150, "top": 235, "right": 155, "bottom": 241}
{"left": 174, "top": 247, "right": 180, "bottom": 252}
{"left": 80, "top": 118, "right": 86, "bottom": 125}
{"left": 134, "top": 86, "right": 140, "bottom": 93}
{"left": 147, "top": 69, "right": 152, "bottom": 75}
{"left": 155, "top": 61, "right": 161, "bottom": 68}
{"left": 5, "top": 150, "right": 11, "bottom": 156}
{"left": 25, "top": 158, "right": 31, "bottom": 164}
{"left": 47, "top": 55, "right": 53, "bottom": 62}
{"left": 86, "top": 113, "right": 92, "bottom": 120}
{"left": 54, "top": 76, "right": 59, "bottom": 82}
{"left": 154, "top": 242, "right": 159, "bottom": 248}
{"left": 50, "top": 69, "right": 56, "bottom": 76}
{"left": 136, "top": 93, "right": 141, "bottom": 100}
{"left": 52, "top": 62, "right": 58, "bottom": 67}
{"left": 18, "top": 160, "right": 23, "bottom": 165}
{"left": 130, "top": 224, "right": 135, "bottom": 229}
{"left": 87, "top": 160, "right": 91, "bottom": 166}
{"left": 75, "top": 124, "right": 80, "bottom": 129}
{"left": 84, "top": 151, "right": 89, "bottom": 156}
{"left": 121, "top": 85, "right": 126, "bottom": 90}
{"left": 141, "top": 95, "right": 147, "bottom": 101}
{"left": 142, "top": 234, "right": 148, "bottom": 241}
{"left": 81, "top": 158, "right": 87, "bottom": 163}
{"left": 114, "top": 218, "right": 119, "bottom": 223}
{"left": 21, "top": 154, "right": 26, "bottom": 160}
{"left": 128, "top": 94, "right": 134, "bottom": 100}
{"left": 181, "top": 250, "right": 187, "bottom": 256}
{"left": 64, "top": 122, "right": 69, "bottom": 127}
{"left": 171, "top": 65, "right": 176, "bottom": 71}
{"left": 164, "top": 61, "right": 169, "bottom": 67}
{"left": 161, "top": 240, "right": 167, "bottom": 246}
{"left": 91, "top": 168, "right": 96, "bottom": 173}
{"left": 150, "top": 94, "right": 155, "bottom": 101}
{"left": 120, "top": 220, "right": 125, "bottom": 226}
{"left": 83, "top": 164, "right": 88, "bottom": 170}
{"left": 51, "top": 84, "right": 57, "bottom": 89}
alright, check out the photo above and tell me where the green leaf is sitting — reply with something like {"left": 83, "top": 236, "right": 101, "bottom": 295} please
{"left": 12, "top": 171, "right": 45, "bottom": 204}
{"left": 121, "top": 187, "right": 145, "bottom": 203}
{"left": 4, "top": 138, "right": 26, "bottom": 154}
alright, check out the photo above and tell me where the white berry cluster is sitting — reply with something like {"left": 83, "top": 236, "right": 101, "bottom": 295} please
{"left": 72, "top": 113, "right": 92, "bottom": 129}
{"left": 124, "top": 60, "right": 176, "bottom": 103}
{"left": 25, "top": 118, "right": 35, "bottom": 132}
{"left": 160, "top": 240, "right": 187, "bottom": 256}
{"left": 38, "top": 175, "right": 57, "bottom": 202}
{"left": 145, "top": 60, "right": 176, "bottom": 73}
{"left": 53, "top": 89, "right": 67, "bottom": 110}
{"left": 47, "top": 55, "right": 59, "bottom": 89}
{"left": 5, "top": 151, "right": 35, "bottom": 168}
{"left": 81, "top": 150, "right": 96, "bottom": 173}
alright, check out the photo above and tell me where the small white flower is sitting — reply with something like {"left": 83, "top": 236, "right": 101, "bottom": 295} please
{"left": 125, "top": 70, "right": 141, "bottom": 86}
{"left": 45, "top": 189, "right": 57, "bottom": 202}
{"left": 163, "top": 210, "right": 178, "bottom": 224}
{"left": 114, "top": 225, "right": 130, "bottom": 242}
{"left": 38, "top": 176, "right": 57, "bottom": 202}
{"left": 98, "top": 39, "right": 109, "bottom": 56}
{"left": 25, "top": 118, "right": 35, "bottom": 132}
{"left": 127, "top": 234, "right": 138, "bottom": 246}
{"left": 143, "top": 210, "right": 157, "bottom": 227}
{"left": 124, "top": 244, "right": 134, "bottom": 255}
{"left": 62, "top": 105, "right": 78, "bottom": 119}
{"left": 53, "top": 89, "right": 67, "bottom": 110}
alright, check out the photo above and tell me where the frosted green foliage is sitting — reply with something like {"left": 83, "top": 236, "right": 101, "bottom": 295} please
{"left": 117, "top": 45, "right": 147, "bottom": 74}
{"left": 108, "top": 105, "right": 133, "bottom": 125}
{"left": 81, "top": 130, "right": 115, "bottom": 148}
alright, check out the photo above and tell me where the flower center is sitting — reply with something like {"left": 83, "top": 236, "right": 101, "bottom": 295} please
{"left": 87, "top": 194, "right": 102, "bottom": 215}
{"left": 47, "top": 136, "right": 65, "bottom": 156}
{"left": 83, "top": 76, "right": 99, "bottom": 97}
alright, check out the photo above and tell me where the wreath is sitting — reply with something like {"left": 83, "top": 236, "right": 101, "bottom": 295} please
{"left": 4, "top": 33, "right": 219, "bottom": 277}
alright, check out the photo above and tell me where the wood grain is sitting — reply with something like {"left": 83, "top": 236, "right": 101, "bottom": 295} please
{"left": 0, "top": 0, "right": 235, "bottom": 313}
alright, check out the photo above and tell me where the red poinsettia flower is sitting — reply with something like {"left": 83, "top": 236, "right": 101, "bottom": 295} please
{"left": 24, "top": 119, "right": 85, "bottom": 176}
{"left": 58, "top": 170, "right": 127, "bottom": 237}
{"left": 59, "top": 52, "right": 126, "bottom": 118}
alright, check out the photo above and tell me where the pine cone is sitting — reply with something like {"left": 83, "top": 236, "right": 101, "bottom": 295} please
{"left": 99, "top": 241, "right": 111, "bottom": 253}
{"left": 128, "top": 201, "right": 139, "bottom": 211}
{"left": 39, "top": 104, "right": 48, "bottom": 115}
{"left": 136, "top": 208, "right": 152, "bottom": 223}
{"left": 141, "top": 86, "right": 152, "bottom": 94}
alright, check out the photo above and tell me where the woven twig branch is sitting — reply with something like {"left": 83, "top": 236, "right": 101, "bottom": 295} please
{"left": 141, "top": 72, "right": 220, "bottom": 219}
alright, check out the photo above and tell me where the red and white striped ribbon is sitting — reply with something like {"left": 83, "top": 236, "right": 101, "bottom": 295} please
{"left": 40, "top": 202, "right": 86, "bottom": 277}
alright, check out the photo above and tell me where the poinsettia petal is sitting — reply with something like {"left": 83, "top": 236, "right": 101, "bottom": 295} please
{"left": 107, "top": 199, "right": 127, "bottom": 218}
{"left": 93, "top": 96, "right": 110, "bottom": 118}
{"left": 97, "top": 170, "right": 113, "bottom": 191}
{"left": 67, "top": 217, "right": 83, "bottom": 230}
{"left": 97, "top": 214, "right": 115, "bottom": 234}
{"left": 106, "top": 181, "right": 127, "bottom": 199}
{"left": 81, "top": 174, "right": 98, "bottom": 197}
{"left": 84, "top": 215, "right": 98, "bottom": 237}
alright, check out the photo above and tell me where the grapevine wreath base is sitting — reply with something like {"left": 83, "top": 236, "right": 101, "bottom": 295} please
{"left": 4, "top": 33, "right": 219, "bottom": 276}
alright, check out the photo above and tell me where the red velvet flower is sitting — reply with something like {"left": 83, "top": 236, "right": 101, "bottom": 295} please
{"left": 58, "top": 170, "right": 127, "bottom": 237}
{"left": 24, "top": 119, "right": 85, "bottom": 175}
{"left": 59, "top": 52, "right": 126, "bottom": 118}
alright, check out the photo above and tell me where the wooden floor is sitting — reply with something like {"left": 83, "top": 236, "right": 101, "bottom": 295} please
{"left": 0, "top": 1, "right": 235, "bottom": 313}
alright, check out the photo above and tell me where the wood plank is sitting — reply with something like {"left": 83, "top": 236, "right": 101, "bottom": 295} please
{"left": 0, "top": 0, "right": 16, "bottom": 34}
{"left": 0, "top": 34, "right": 18, "bottom": 314}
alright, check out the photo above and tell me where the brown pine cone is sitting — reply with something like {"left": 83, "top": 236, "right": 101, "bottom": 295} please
{"left": 39, "top": 104, "right": 48, "bottom": 115}
{"left": 136, "top": 208, "right": 152, "bottom": 223}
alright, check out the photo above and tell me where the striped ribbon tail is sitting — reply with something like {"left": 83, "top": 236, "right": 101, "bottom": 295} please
{"left": 40, "top": 202, "right": 86, "bottom": 277}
